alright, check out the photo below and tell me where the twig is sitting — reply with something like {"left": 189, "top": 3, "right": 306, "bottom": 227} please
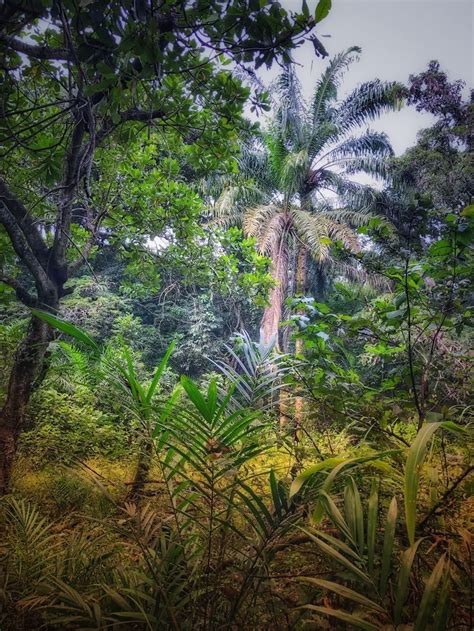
{"left": 419, "top": 464, "right": 474, "bottom": 529}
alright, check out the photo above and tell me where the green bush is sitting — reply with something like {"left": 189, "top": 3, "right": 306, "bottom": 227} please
{"left": 20, "top": 386, "right": 128, "bottom": 464}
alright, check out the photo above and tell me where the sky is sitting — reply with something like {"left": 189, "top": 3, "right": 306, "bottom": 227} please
{"left": 258, "top": 0, "right": 473, "bottom": 156}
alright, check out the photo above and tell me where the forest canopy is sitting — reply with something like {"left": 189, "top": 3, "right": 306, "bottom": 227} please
{"left": 0, "top": 1, "right": 472, "bottom": 630}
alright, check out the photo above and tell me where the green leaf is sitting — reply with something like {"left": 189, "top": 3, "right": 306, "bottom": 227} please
{"left": 367, "top": 478, "right": 379, "bottom": 575}
{"left": 145, "top": 339, "right": 176, "bottom": 405}
{"left": 432, "top": 566, "right": 451, "bottom": 631}
{"left": 311, "top": 452, "right": 397, "bottom": 523}
{"left": 299, "top": 605, "right": 379, "bottom": 631}
{"left": 394, "top": 539, "right": 424, "bottom": 624}
{"left": 386, "top": 308, "right": 405, "bottom": 320}
{"left": 300, "top": 528, "right": 371, "bottom": 584}
{"left": 344, "top": 477, "right": 364, "bottom": 554}
{"left": 379, "top": 496, "right": 397, "bottom": 597}
{"left": 152, "top": 385, "right": 181, "bottom": 439}
{"left": 314, "top": 301, "right": 331, "bottom": 314}
{"left": 31, "top": 309, "right": 98, "bottom": 350}
{"left": 269, "top": 470, "right": 282, "bottom": 518}
{"left": 297, "top": 577, "right": 385, "bottom": 614}
{"left": 122, "top": 345, "right": 145, "bottom": 406}
{"left": 207, "top": 379, "right": 218, "bottom": 423}
{"left": 289, "top": 456, "right": 345, "bottom": 497}
{"left": 181, "top": 376, "right": 212, "bottom": 421}
{"left": 320, "top": 491, "right": 356, "bottom": 546}
{"left": 414, "top": 554, "right": 447, "bottom": 631}
{"left": 404, "top": 423, "right": 462, "bottom": 545}
{"left": 317, "top": 530, "right": 364, "bottom": 562}
{"left": 315, "top": 0, "right": 332, "bottom": 24}
{"left": 461, "top": 204, "right": 474, "bottom": 217}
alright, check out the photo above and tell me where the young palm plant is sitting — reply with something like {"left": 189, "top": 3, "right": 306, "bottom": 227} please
{"left": 214, "top": 47, "right": 404, "bottom": 348}
{"left": 293, "top": 422, "right": 463, "bottom": 629}
{"left": 27, "top": 312, "right": 302, "bottom": 629}
{"left": 297, "top": 481, "right": 451, "bottom": 630}
{"left": 210, "top": 329, "right": 289, "bottom": 411}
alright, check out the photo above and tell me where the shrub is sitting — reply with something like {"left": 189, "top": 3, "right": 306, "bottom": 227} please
{"left": 20, "top": 386, "right": 128, "bottom": 464}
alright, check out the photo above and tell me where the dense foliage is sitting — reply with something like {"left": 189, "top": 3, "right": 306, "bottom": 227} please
{"left": 0, "top": 2, "right": 472, "bottom": 630}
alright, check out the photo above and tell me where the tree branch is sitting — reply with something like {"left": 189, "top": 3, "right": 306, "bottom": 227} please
{"left": 0, "top": 273, "right": 36, "bottom": 306}
{"left": 419, "top": 464, "right": 474, "bottom": 529}
{"left": 120, "top": 108, "right": 166, "bottom": 122}
{"left": 0, "top": 178, "right": 50, "bottom": 265}
{"left": 0, "top": 199, "right": 51, "bottom": 290}
{"left": 0, "top": 33, "right": 72, "bottom": 61}
{"left": 51, "top": 119, "right": 86, "bottom": 272}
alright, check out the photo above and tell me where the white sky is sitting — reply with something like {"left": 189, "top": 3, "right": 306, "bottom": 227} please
{"left": 259, "top": 0, "right": 473, "bottom": 156}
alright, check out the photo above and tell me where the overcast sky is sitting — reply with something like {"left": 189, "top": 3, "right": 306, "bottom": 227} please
{"left": 259, "top": 0, "right": 473, "bottom": 156}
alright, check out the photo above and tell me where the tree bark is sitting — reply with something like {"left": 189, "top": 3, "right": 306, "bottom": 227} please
{"left": 0, "top": 312, "right": 55, "bottom": 494}
{"left": 127, "top": 436, "right": 154, "bottom": 502}
{"left": 260, "top": 237, "right": 289, "bottom": 349}
{"left": 293, "top": 246, "right": 308, "bottom": 439}
{"left": 259, "top": 236, "right": 291, "bottom": 431}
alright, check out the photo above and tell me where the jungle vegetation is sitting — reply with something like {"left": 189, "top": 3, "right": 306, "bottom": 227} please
{"left": 0, "top": 1, "right": 472, "bottom": 630}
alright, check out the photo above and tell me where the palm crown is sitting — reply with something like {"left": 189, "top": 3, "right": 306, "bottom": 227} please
{"left": 214, "top": 47, "right": 404, "bottom": 346}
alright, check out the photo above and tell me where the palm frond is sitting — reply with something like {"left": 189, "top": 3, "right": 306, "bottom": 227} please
{"left": 210, "top": 330, "right": 288, "bottom": 409}
{"left": 307, "top": 120, "right": 339, "bottom": 159}
{"left": 321, "top": 208, "right": 372, "bottom": 227}
{"left": 316, "top": 174, "right": 377, "bottom": 212}
{"left": 325, "top": 219, "right": 361, "bottom": 252}
{"left": 243, "top": 204, "right": 285, "bottom": 248}
{"left": 336, "top": 79, "right": 405, "bottom": 133}
{"left": 264, "top": 124, "right": 290, "bottom": 184}
{"left": 290, "top": 208, "right": 332, "bottom": 262}
{"left": 213, "top": 181, "right": 265, "bottom": 226}
{"left": 340, "top": 155, "right": 389, "bottom": 179}
{"left": 271, "top": 63, "right": 306, "bottom": 144}
{"left": 238, "top": 142, "right": 275, "bottom": 187}
{"left": 258, "top": 212, "right": 290, "bottom": 255}
{"left": 310, "top": 46, "right": 361, "bottom": 127}
{"left": 334, "top": 261, "right": 391, "bottom": 292}
{"left": 280, "top": 148, "right": 310, "bottom": 198}
{"left": 318, "top": 130, "right": 393, "bottom": 167}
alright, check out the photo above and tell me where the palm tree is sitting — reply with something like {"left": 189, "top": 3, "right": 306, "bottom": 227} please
{"left": 214, "top": 47, "right": 404, "bottom": 348}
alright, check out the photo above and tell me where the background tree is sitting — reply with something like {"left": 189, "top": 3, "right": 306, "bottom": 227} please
{"left": 0, "top": 0, "right": 329, "bottom": 493}
{"left": 214, "top": 47, "right": 404, "bottom": 348}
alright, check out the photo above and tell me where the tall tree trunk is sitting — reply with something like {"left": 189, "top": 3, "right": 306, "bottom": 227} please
{"left": 0, "top": 127, "right": 82, "bottom": 495}
{"left": 259, "top": 237, "right": 290, "bottom": 431}
{"left": 293, "top": 247, "right": 308, "bottom": 439}
{"left": 127, "top": 435, "right": 154, "bottom": 501}
{"left": 0, "top": 312, "right": 55, "bottom": 494}
{"left": 260, "top": 238, "right": 289, "bottom": 349}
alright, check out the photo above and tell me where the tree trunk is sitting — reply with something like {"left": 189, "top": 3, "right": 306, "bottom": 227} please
{"left": 294, "top": 247, "right": 308, "bottom": 439}
{"left": 260, "top": 238, "right": 289, "bottom": 349}
{"left": 259, "top": 237, "right": 291, "bottom": 431}
{"left": 127, "top": 435, "right": 154, "bottom": 501}
{"left": 0, "top": 313, "right": 55, "bottom": 494}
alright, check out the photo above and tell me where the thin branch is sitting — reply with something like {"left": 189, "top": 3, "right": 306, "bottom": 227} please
{"left": 0, "top": 33, "right": 72, "bottom": 60}
{"left": 419, "top": 465, "right": 474, "bottom": 530}
{"left": 0, "top": 177, "right": 50, "bottom": 264}
{"left": 0, "top": 273, "right": 36, "bottom": 306}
